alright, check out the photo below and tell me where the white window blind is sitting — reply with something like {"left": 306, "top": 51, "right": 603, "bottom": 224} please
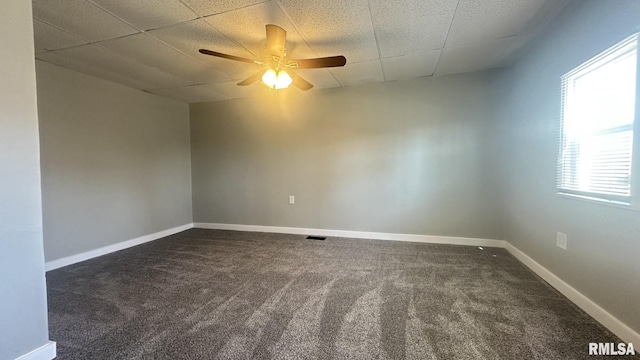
{"left": 558, "top": 34, "right": 638, "bottom": 204}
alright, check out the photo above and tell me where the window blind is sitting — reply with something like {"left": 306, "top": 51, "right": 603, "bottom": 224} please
{"left": 557, "top": 33, "right": 638, "bottom": 204}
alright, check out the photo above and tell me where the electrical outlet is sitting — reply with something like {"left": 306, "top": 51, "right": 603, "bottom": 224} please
{"left": 288, "top": 195, "right": 295, "bottom": 205}
{"left": 556, "top": 232, "right": 567, "bottom": 250}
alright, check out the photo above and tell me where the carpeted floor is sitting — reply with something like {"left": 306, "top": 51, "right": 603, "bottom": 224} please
{"left": 47, "top": 229, "right": 637, "bottom": 359}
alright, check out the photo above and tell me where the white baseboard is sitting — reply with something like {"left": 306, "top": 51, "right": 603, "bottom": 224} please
{"left": 504, "top": 242, "right": 640, "bottom": 349}
{"left": 45, "top": 223, "right": 193, "bottom": 271}
{"left": 15, "top": 341, "right": 56, "bottom": 360}
{"left": 193, "top": 222, "right": 506, "bottom": 248}
{"left": 42, "top": 220, "right": 639, "bottom": 352}
{"left": 197, "top": 222, "right": 639, "bottom": 348}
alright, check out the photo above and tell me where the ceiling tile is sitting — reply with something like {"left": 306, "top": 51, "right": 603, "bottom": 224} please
{"left": 381, "top": 50, "right": 440, "bottom": 81}
{"left": 33, "top": 19, "right": 87, "bottom": 53}
{"left": 329, "top": 60, "right": 384, "bottom": 87}
{"left": 36, "top": 52, "right": 156, "bottom": 90}
{"left": 277, "top": 0, "right": 379, "bottom": 63}
{"left": 32, "top": 0, "right": 137, "bottom": 42}
{"left": 90, "top": 0, "right": 198, "bottom": 31}
{"left": 100, "top": 34, "right": 230, "bottom": 83}
{"left": 31, "top": 0, "right": 562, "bottom": 99}
{"left": 291, "top": 69, "right": 340, "bottom": 90}
{"left": 204, "top": 80, "right": 271, "bottom": 99}
{"left": 369, "top": 0, "right": 457, "bottom": 58}
{"left": 435, "top": 37, "right": 512, "bottom": 76}
{"left": 149, "top": 85, "right": 230, "bottom": 103}
{"left": 180, "top": 0, "right": 267, "bottom": 17}
{"left": 41, "top": 44, "right": 193, "bottom": 89}
{"left": 147, "top": 19, "right": 258, "bottom": 81}
{"left": 205, "top": 1, "right": 316, "bottom": 60}
{"left": 447, "top": 0, "right": 548, "bottom": 46}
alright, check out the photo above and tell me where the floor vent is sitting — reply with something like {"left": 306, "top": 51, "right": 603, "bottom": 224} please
{"left": 306, "top": 236, "right": 326, "bottom": 241}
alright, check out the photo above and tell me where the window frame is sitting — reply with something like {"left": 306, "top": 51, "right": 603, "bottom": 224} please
{"left": 556, "top": 33, "right": 640, "bottom": 209}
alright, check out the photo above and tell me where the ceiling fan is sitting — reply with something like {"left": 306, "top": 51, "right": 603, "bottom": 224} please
{"left": 199, "top": 24, "right": 346, "bottom": 91}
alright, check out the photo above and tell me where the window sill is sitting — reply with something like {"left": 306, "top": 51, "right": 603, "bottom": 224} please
{"left": 556, "top": 192, "right": 640, "bottom": 211}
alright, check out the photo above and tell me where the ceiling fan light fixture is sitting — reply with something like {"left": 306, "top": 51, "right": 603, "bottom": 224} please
{"left": 261, "top": 68, "right": 292, "bottom": 89}
{"left": 261, "top": 68, "right": 277, "bottom": 87}
{"left": 276, "top": 70, "right": 292, "bottom": 89}
{"left": 199, "top": 24, "right": 344, "bottom": 91}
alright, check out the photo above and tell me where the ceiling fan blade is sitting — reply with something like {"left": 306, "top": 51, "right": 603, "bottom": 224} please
{"left": 237, "top": 70, "right": 265, "bottom": 86}
{"left": 265, "top": 24, "right": 286, "bottom": 57}
{"left": 287, "top": 56, "right": 347, "bottom": 69}
{"left": 289, "top": 71, "right": 313, "bottom": 90}
{"left": 199, "top": 49, "right": 259, "bottom": 64}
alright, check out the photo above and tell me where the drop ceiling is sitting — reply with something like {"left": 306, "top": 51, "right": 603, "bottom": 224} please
{"left": 32, "top": 0, "right": 569, "bottom": 103}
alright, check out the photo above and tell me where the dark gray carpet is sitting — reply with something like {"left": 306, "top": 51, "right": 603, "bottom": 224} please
{"left": 47, "top": 229, "right": 637, "bottom": 359}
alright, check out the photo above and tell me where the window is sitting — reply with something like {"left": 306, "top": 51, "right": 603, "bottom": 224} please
{"left": 557, "top": 33, "right": 639, "bottom": 206}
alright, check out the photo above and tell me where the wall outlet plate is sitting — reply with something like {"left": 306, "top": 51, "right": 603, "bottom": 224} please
{"left": 557, "top": 232, "right": 567, "bottom": 250}
{"left": 288, "top": 195, "right": 295, "bottom": 205}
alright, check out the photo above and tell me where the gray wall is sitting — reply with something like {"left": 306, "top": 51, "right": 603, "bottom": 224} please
{"left": 37, "top": 61, "right": 193, "bottom": 262}
{"left": 495, "top": 0, "right": 640, "bottom": 333}
{"left": 190, "top": 73, "right": 504, "bottom": 240}
{"left": 0, "top": 0, "right": 51, "bottom": 358}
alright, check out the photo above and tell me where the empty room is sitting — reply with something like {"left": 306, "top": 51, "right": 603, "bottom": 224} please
{"left": 2, "top": 0, "right": 640, "bottom": 359}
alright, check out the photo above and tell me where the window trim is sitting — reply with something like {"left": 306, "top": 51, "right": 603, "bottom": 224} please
{"left": 556, "top": 33, "right": 640, "bottom": 209}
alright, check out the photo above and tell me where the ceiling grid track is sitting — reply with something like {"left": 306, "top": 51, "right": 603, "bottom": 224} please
{"left": 272, "top": 0, "right": 344, "bottom": 87}
{"left": 432, "top": 0, "right": 462, "bottom": 77}
{"left": 194, "top": 1, "right": 275, "bottom": 61}
{"left": 365, "top": 0, "right": 386, "bottom": 81}
{"left": 85, "top": 0, "right": 265, "bottom": 81}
